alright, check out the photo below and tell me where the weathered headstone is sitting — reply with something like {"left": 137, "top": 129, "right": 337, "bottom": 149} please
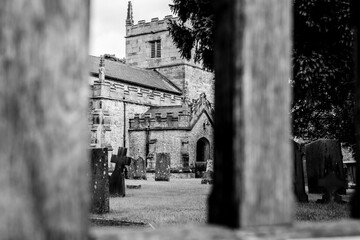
{"left": 201, "top": 159, "right": 214, "bottom": 184}
{"left": 155, "top": 153, "right": 171, "bottom": 181}
{"left": 128, "top": 157, "right": 147, "bottom": 180}
{"left": 293, "top": 141, "right": 308, "bottom": 202}
{"left": 305, "top": 139, "right": 346, "bottom": 194}
{"left": 109, "top": 147, "right": 132, "bottom": 197}
{"left": 90, "top": 148, "right": 109, "bottom": 213}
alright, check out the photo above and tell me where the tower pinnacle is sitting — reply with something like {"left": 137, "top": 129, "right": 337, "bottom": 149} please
{"left": 126, "top": 1, "right": 134, "bottom": 26}
{"left": 99, "top": 55, "right": 105, "bottom": 82}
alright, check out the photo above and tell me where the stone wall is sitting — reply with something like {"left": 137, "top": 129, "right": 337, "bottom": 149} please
{"left": 89, "top": 97, "right": 150, "bottom": 170}
{"left": 128, "top": 111, "right": 214, "bottom": 169}
{"left": 156, "top": 65, "right": 185, "bottom": 91}
{"left": 156, "top": 65, "right": 215, "bottom": 104}
{"left": 185, "top": 66, "right": 215, "bottom": 104}
{"left": 89, "top": 78, "right": 184, "bottom": 169}
{"left": 128, "top": 129, "right": 188, "bottom": 169}
{"left": 129, "top": 112, "right": 191, "bottom": 130}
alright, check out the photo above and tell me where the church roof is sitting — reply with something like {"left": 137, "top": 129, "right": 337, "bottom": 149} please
{"left": 89, "top": 55, "right": 181, "bottom": 95}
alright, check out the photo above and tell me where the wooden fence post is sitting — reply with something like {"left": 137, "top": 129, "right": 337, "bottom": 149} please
{"left": 351, "top": 0, "right": 360, "bottom": 218}
{"left": 209, "top": 0, "right": 293, "bottom": 227}
{"left": 0, "top": 1, "right": 90, "bottom": 239}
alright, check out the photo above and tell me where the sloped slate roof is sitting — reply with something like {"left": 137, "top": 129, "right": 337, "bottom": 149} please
{"left": 89, "top": 55, "right": 181, "bottom": 95}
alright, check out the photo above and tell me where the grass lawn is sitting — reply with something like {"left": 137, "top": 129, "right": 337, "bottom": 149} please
{"left": 295, "top": 189, "right": 352, "bottom": 221}
{"left": 91, "top": 178, "right": 352, "bottom": 228}
{"left": 92, "top": 178, "right": 211, "bottom": 228}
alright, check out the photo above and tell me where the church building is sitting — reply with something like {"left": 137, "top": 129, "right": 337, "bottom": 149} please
{"left": 88, "top": 1, "right": 215, "bottom": 174}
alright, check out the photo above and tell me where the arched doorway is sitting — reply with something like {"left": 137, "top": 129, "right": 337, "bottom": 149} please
{"left": 195, "top": 137, "right": 210, "bottom": 178}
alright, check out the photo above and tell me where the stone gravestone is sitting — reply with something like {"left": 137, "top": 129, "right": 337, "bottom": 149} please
{"left": 109, "top": 147, "right": 132, "bottom": 197}
{"left": 293, "top": 141, "right": 308, "bottom": 202}
{"left": 128, "top": 157, "right": 147, "bottom": 180}
{"left": 155, "top": 153, "right": 171, "bottom": 181}
{"left": 305, "top": 139, "right": 346, "bottom": 194}
{"left": 201, "top": 159, "right": 214, "bottom": 184}
{"left": 90, "top": 148, "right": 109, "bottom": 213}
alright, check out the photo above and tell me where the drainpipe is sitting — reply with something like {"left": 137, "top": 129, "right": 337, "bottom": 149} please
{"left": 123, "top": 100, "right": 126, "bottom": 148}
{"left": 145, "top": 125, "right": 150, "bottom": 167}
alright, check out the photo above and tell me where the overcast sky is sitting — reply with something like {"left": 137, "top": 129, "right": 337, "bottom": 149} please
{"left": 89, "top": 0, "right": 173, "bottom": 58}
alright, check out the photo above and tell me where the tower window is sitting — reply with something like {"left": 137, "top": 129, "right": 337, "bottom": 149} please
{"left": 150, "top": 40, "right": 161, "bottom": 58}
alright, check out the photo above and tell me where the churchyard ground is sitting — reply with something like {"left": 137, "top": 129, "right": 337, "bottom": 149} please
{"left": 91, "top": 178, "right": 352, "bottom": 229}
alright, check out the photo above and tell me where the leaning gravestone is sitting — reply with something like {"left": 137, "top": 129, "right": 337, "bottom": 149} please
{"left": 305, "top": 139, "right": 346, "bottom": 194}
{"left": 128, "top": 157, "right": 147, "bottom": 180}
{"left": 109, "top": 147, "right": 132, "bottom": 197}
{"left": 155, "top": 153, "right": 171, "bottom": 181}
{"left": 201, "top": 159, "right": 214, "bottom": 184}
{"left": 90, "top": 148, "right": 109, "bottom": 213}
{"left": 293, "top": 141, "right": 308, "bottom": 202}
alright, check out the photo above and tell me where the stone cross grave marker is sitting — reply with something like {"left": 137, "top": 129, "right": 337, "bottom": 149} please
{"left": 90, "top": 148, "right": 109, "bottom": 214}
{"left": 128, "top": 157, "right": 147, "bottom": 180}
{"left": 155, "top": 153, "right": 171, "bottom": 181}
{"left": 317, "top": 171, "right": 347, "bottom": 203}
{"left": 109, "top": 147, "right": 132, "bottom": 197}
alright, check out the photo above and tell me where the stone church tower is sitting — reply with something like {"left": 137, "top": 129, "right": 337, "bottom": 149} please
{"left": 124, "top": 1, "right": 214, "bottom": 105}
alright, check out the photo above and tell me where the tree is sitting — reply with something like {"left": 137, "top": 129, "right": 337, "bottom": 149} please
{"left": 169, "top": 0, "right": 356, "bottom": 147}
{"left": 292, "top": 0, "right": 354, "bottom": 146}
{"left": 168, "top": 0, "right": 214, "bottom": 71}
{"left": 103, "top": 54, "right": 126, "bottom": 64}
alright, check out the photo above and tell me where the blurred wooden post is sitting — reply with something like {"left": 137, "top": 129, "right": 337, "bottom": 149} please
{"left": 209, "top": 0, "right": 293, "bottom": 227}
{"left": 351, "top": 0, "right": 360, "bottom": 218}
{"left": 0, "top": 1, "right": 90, "bottom": 239}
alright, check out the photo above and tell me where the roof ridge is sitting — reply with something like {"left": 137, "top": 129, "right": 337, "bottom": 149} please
{"left": 151, "top": 69, "right": 183, "bottom": 93}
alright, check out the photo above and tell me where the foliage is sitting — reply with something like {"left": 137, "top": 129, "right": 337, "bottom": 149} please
{"left": 104, "top": 54, "right": 126, "bottom": 64}
{"left": 291, "top": 0, "right": 355, "bottom": 146}
{"left": 168, "top": 0, "right": 355, "bottom": 146}
{"left": 168, "top": 0, "right": 214, "bottom": 71}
